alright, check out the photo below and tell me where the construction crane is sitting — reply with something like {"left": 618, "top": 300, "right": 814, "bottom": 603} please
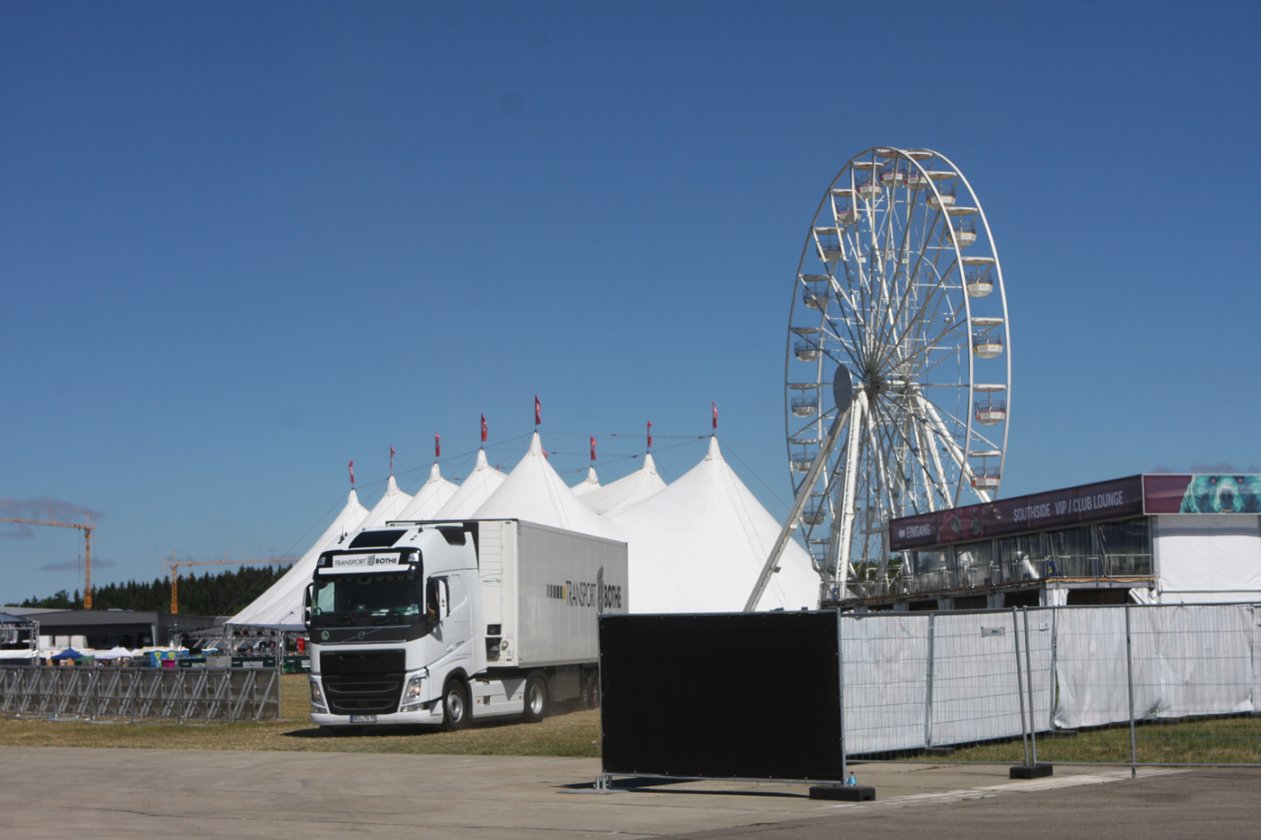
{"left": 0, "top": 516, "right": 96, "bottom": 609}
{"left": 166, "top": 555, "right": 293, "bottom": 614}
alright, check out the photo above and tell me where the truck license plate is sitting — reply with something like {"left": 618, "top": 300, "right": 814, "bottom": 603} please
{"left": 349, "top": 715, "right": 377, "bottom": 723}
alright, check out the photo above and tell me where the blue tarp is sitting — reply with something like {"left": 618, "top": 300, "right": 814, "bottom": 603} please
{"left": 50, "top": 648, "right": 83, "bottom": 661}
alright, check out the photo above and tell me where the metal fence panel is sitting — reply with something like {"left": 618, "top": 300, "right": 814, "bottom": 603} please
{"left": 840, "top": 603, "right": 1257, "bottom": 768}
{"left": 1052, "top": 606, "right": 1131, "bottom": 729}
{"left": 928, "top": 611, "right": 1025, "bottom": 748}
{"left": 0, "top": 666, "right": 280, "bottom": 722}
{"left": 1129, "top": 604, "right": 1255, "bottom": 718}
{"left": 839, "top": 613, "right": 929, "bottom": 754}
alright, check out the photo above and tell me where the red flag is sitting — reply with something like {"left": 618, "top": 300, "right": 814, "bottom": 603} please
{"left": 389, "top": 446, "right": 396, "bottom": 474}
{"left": 348, "top": 459, "right": 356, "bottom": 487}
{"left": 534, "top": 395, "right": 541, "bottom": 426}
{"left": 434, "top": 434, "right": 441, "bottom": 459}
{"left": 647, "top": 421, "right": 653, "bottom": 450}
{"left": 480, "top": 414, "right": 488, "bottom": 443}
{"left": 589, "top": 436, "right": 597, "bottom": 462}
{"left": 712, "top": 401, "right": 718, "bottom": 431}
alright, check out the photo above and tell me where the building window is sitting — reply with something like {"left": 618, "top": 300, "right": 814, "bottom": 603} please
{"left": 997, "top": 533, "right": 1045, "bottom": 582}
{"left": 1046, "top": 527, "right": 1095, "bottom": 576}
{"left": 1097, "top": 518, "right": 1152, "bottom": 576}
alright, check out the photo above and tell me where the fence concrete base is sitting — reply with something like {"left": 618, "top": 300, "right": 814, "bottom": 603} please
{"left": 1010, "top": 764, "right": 1054, "bottom": 779}
{"left": 810, "top": 784, "right": 877, "bottom": 801}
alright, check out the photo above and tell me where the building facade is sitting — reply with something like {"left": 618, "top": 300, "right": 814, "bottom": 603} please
{"left": 833, "top": 474, "right": 1261, "bottom": 611}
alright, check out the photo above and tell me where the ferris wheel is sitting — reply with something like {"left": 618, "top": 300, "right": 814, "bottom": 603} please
{"left": 784, "top": 147, "right": 1011, "bottom": 601}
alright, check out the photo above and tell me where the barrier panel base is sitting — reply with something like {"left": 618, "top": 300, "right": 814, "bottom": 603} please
{"left": 1009, "top": 763, "right": 1054, "bottom": 779}
{"left": 809, "top": 784, "right": 876, "bottom": 801}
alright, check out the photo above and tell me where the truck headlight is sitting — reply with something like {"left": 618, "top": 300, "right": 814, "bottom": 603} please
{"left": 309, "top": 677, "right": 328, "bottom": 712}
{"left": 400, "top": 671, "right": 427, "bottom": 711}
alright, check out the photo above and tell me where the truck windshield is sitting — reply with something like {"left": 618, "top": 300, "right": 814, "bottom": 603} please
{"left": 310, "top": 570, "right": 424, "bottom": 626}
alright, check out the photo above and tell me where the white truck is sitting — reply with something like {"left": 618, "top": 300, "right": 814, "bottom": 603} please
{"left": 305, "top": 518, "right": 627, "bottom": 729}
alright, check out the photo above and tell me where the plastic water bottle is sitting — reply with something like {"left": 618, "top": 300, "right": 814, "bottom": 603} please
{"left": 846, "top": 773, "right": 857, "bottom": 786}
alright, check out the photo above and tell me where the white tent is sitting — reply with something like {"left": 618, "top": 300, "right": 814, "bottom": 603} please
{"left": 394, "top": 463, "right": 459, "bottom": 521}
{"left": 94, "top": 645, "right": 136, "bottom": 660}
{"left": 609, "top": 436, "right": 820, "bottom": 613}
{"left": 571, "top": 466, "right": 600, "bottom": 497}
{"left": 227, "top": 489, "right": 369, "bottom": 628}
{"left": 474, "top": 433, "right": 625, "bottom": 541}
{"left": 579, "top": 452, "right": 667, "bottom": 514}
{"left": 434, "top": 449, "right": 507, "bottom": 519}
{"left": 359, "top": 475, "right": 413, "bottom": 528}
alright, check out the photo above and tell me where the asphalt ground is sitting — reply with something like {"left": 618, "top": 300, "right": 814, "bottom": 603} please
{"left": 1, "top": 747, "right": 1257, "bottom": 839}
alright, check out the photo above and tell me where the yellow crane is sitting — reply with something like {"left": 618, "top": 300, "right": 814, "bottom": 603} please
{"left": 0, "top": 516, "right": 96, "bottom": 609}
{"left": 166, "top": 555, "right": 292, "bottom": 614}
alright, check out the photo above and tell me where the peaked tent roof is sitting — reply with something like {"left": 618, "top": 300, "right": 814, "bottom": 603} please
{"left": 394, "top": 463, "right": 459, "bottom": 521}
{"left": 359, "top": 475, "right": 413, "bottom": 528}
{"left": 609, "top": 436, "right": 819, "bottom": 613}
{"left": 433, "top": 449, "right": 506, "bottom": 519}
{"left": 474, "top": 433, "right": 625, "bottom": 541}
{"left": 580, "top": 452, "right": 667, "bottom": 514}
{"left": 227, "top": 489, "right": 369, "bottom": 628}
{"left": 570, "top": 467, "right": 601, "bottom": 497}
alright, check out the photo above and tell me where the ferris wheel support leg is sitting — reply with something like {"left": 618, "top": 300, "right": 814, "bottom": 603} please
{"left": 746, "top": 372, "right": 857, "bottom": 612}
{"left": 833, "top": 392, "right": 866, "bottom": 601}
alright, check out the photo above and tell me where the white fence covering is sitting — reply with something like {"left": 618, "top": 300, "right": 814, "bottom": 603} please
{"left": 839, "top": 603, "right": 1257, "bottom": 756}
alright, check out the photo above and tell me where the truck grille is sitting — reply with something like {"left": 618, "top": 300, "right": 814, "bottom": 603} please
{"left": 320, "top": 650, "right": 405, "bottom": 715}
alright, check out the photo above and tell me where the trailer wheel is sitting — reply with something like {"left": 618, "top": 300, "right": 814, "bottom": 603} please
{"left": 582, "top": 673, "right": 600, "bottom": 709}
{"left": 441, "top": 678, "right": 469, "bottom": 731}
{"left": 524, "top": 673, "right": 548, "bottom": 723}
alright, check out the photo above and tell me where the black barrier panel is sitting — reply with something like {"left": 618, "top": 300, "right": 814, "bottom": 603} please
{"left": 599, "top": 612, "right": 841, "bottom": 781}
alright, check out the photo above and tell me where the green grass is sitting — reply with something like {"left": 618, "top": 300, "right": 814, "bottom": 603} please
{"left": 3, "top": 675, "right": 1257, "bottom": 765}
{"left": 902, "top": 716, "right": 1261, "bottom": 766}
{"left": 0, "top": 674, "right": 603, "bottom": 757}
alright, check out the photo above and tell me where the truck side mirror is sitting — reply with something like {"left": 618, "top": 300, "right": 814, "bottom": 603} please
{"left": 303, "top": 583, "right": 313, "bottom": 626}
{"left": 426, "top": 577, "right": 450, "bottom": 622}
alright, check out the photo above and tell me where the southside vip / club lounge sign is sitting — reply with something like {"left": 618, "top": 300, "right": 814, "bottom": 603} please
{"left": 889, "top": 475, "right": 1146, "bottom": 551}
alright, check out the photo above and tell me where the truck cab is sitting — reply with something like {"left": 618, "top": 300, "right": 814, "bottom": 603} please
{"left": 306, "top": 523, "right": 483, "bottom": 728}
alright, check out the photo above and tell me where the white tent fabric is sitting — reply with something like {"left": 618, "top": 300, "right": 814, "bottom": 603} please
{"left": 580, "top": 452, "right": 667, "bottom": 514}
{"left": 359, "top": 475, "right": 413, "bottom": 528}
{"left": 571, "top": 467, "right": 600, "bottom": 497}
{"left": 473, "top": 433, "right": 625, "bottom": 541}
{"left": 434, "top": 449, "right": 506, "bottom": 519}
{"left": 1153, "top": 514, "right": 1261, "bottom": 603}
{"left": 394, "top": 463, "right": 459, "bottom": 521}
{"left": 94, "top": 646, "right": 136, "bottom": 660}
{"left": 228, "top": 489, "right": 369, "bottom": 628}
{"left": 609, "top": 436, "right": 819, "bottom": 613}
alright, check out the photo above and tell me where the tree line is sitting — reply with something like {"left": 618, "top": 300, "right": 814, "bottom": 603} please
{"left": 16, "top": 565, "right": 288, "bottom": 616}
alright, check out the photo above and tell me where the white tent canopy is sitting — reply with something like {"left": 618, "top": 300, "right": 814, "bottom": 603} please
{"left": 394, "top": 463, "right": 458, "bottom": 521}
{"left": 94, "top": 645, "right": 136, "bottom": 660}
{"left": 580, "top": 452, "right": 667, "bottom": 515}
{"left": 228, "top": 489, "right": 369, "bottom": 628}
{"left": 359, "top": 475, "right": 413, "bottom": 528}
{"left": 474, "top": 433, "right": 626, "bottom": 541}
{"left": 609, "top": 436, "right": 819, "bottom": 613}
{"left": 571, "top": 466, "right": 600, "bottom": 497}
{"left": 434, "top": 449, "right": 506, "bottom": 519}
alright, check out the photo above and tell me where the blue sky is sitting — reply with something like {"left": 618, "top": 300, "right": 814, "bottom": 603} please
{"left": 3, "top": 1, "right": 1258, "bottom": 605}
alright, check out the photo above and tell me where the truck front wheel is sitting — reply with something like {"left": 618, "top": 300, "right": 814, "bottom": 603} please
{"left": 524, "top": 673, "right": 548, "bottom": 723}
{"left": 442, "top": 678, "right": 469, "bottom": 731}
